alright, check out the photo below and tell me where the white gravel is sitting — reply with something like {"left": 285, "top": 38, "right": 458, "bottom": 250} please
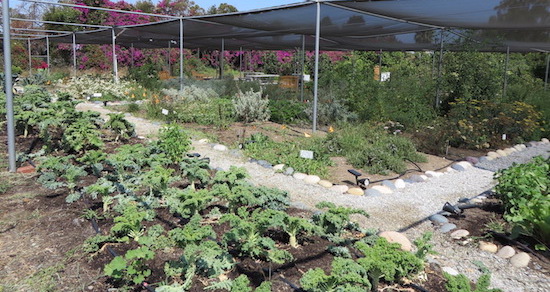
{"left": 78, "top": 102, "right": 550, "bottom": 292}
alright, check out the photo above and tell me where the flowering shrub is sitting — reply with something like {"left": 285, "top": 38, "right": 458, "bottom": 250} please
{"left": 59, "top": 75, "right": 137, "bottom": 100}
{"left": 447, "top": 99, "right": 544, "bottom": 149}
{"left": 162, "top": 85, "right": 219, "bottom": 103}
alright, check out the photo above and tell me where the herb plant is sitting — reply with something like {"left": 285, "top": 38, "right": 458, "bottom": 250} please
{"left": 104, "top": 246, "right": 154, "bottom": 285}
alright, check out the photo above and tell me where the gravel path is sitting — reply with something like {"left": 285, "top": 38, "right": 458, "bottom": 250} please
{"left": 77, "top": 102, "right": 550, "bottom": 292}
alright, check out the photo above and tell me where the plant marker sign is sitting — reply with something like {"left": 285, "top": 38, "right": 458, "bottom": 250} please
{"left": 300, "top": 150, "right": 314, "bottom": 159}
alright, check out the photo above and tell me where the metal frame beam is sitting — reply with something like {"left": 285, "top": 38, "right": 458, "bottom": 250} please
{"left": 3, "top": 0, "right": 16, "bottom": 172}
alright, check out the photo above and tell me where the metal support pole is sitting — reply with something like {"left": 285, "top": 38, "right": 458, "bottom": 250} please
{"left": 219, "top": 38, "right": 225, "bottom": 79}
{"left": 378, "top": 49, "right": 383, "bottom": 82}
{"left": 27, "top": 38, "right": 32, "bottom": 74}
{"left": 167, "top": 41, "right": 171, "bottom": 74}
{"left": 300, "top": 35, "right": 305, "bottom": 102}
{"left": 130, "top": 43, "right": 134, "bottom": 68}
{"left": 545, "top": 53, "right": 549, "bottom": 91}
{"left": 239, "top": 46, "right": 243, "bottom": 78}
{"left": 111, "top": 28, "right": 118, "bottom": 83}
{"left": 179, "top": 18, "right": 184, "bottom": 91}
{"left": 72, "top": 33, "right": 77, "bottom": 76}
{"left": 503, "top": 46, "right": 510, "bottom": 99}
{"left": 312, "top": 1, "right": 321, "bottom": 132}
{"left": 3, "top": 0, "right": 16, "bottom": 172}
{"left": 435, "top": 30, "right": 444, "bottom": 109}
{"left": 46, "top": 36, "right": 50, "bottom": 73}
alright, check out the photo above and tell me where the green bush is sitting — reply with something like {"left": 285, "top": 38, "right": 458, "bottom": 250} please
{"left": 268, "top": 99, "right": 308, "bottom": 125}
{"left": 446, "top": 99, "right": 544, "bottom": 149}
{"left": 233, "top": 88, "right": 270, "bottom": 123}
{"left": 494, "top": 156, "right": 550, "bottom": 248}
{"left": 324, "top": 122, "right": 426, "bottom": 174}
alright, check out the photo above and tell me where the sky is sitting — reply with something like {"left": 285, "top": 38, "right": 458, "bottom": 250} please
{"left": 10, "top": 0, "right": 302, "bottom": 13}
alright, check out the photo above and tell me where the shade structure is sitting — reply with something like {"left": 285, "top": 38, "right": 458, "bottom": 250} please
{"left": 33, "top": 0, "right": 548, "bottom": 53}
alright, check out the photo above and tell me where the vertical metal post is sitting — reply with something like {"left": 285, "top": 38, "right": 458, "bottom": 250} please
{"left": 111, "top": 28, "right": 118, "bottom": 83}
{"left": 219, "top": 38, "right": 225, "bottom": 79}
{"left": 72, "top": 33, "right": 77, "bottom": 76}
{"left": 27, "top": 38, "right": 32, "bottom": 74}
{"left": 239, "top": 46, "right": 243, "bottom": 78}
{"left": 503, "top": 46, "right": 510, "bottom": 99}
{"left": 130, "top": 43, "right": 134, "bottom": 68}
{"left": 167, "top": 41, "right": 171, "bottom": 74}
{"left": 46, "top": 36, "right": 50, "bottom": 73}
{"left": 3, "top": 0, "right": 16, "bottom": 172}
{"left": 435, "top": 30, "right": 444, "bottom": 109}
{"left": 300, "top": 35, "right": 305, "bottom": 102}
{"left": 179, "top": 18, "right": 184, "bottom": 91}
{"left": 378, "top": 49, "right": 383, "bottom": 82}
{"left": 544, "top": 53, "right": 549, "bottom": 91}
{"left": 312, "top": 1, "right": 321, "bottom": 132}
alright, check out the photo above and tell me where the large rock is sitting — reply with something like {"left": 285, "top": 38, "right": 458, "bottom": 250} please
{"left": 331, "top": 185, "right": 349, "bottom": 194}
{"left": 273, "top": 164, "right": 285, "bottom": 171}
{"left": 479, "top": 241, "right": 498, "bottom": 253}
{"left": 513, "top": 144, "right": 526, "bottom": 151}
{"left": 347, "top": 187, "right": 364, "bottom": 196}
{"left": 382, "top": 180, "right": 397, "bottom": 190}
{"left": 371, "top": 185, "right": 393, "bottom": 195}
{"left": 510, "top": 252, "right": 530, "bottom": 268}
{"left": 318, "top": 180, "right": 333, "bottom": 188}
{"left": 440, "top": 223, "right": 457, "bottom": 233}
{"left": 213, "top": 144, "right": 228, "bottom": 151}
{"left": 409, "top": 174, "right": 428, "bottom": 183}
{"left": 379, "top": 231, "right": 412, "bottom": 251}
{"left": 429, "top": 214, "right": 449, "bottom": 224}
{"left": 394, "top": 179, "right": 406, "bottom": 189}
{"left": 425, "top": 171, "right": 444, "bottom": 178}
{"left": 452, "top": 161, "right": 473, "bottom": 172}
{"left": 487, "top": 151, "right": 500, "bottom": 159}
{"left": 292, "top": 172, "right": 307, "bottom": 180}
{"left": 542, "top": 138, "right": 550, "bottom": 144}
{"left": 304, "top": 175, "right": 321, "bottom": 184}
{"left": 503, "top": 148, "right": 516, "bottom": 155}
{"left": 450, "top": 229, "right": 470, "bottom": 239}
{"left": 496, "top": 246, "right": 516, "bottom": 259}
{"left": 465, "top": 156, "right": 479, "bottom": 165}
{"left": 496, "top": 149, "right": 508, "bottom": 157}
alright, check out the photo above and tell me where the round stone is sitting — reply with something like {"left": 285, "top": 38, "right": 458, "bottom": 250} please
{"left": 364, "top": 188, "right": 383, "bottom": 196}
{"left": 425, "top": 171, "right": 443, "bottom": 178}
{"left": 292, "top": 172, "right": 307, "bottom": 180}
{"left": 381, "top": 180, "right": 396, "bottom": 190}
{"left": 284, "top": 167, "right": 294, "bottom": 175}
{"left": 429, "top": 214, "right": 449, "bottom": 224}
{"left": 465, "top": 156, "right": 479, "bottom": 165}
{"left": 496, "top": 149, "right": 507, "bottom": 157}
{"left": 440, "top": 223, "right": 457, "bottom": 233}
{"left": 496, "top": 246, "right": 516, "bottom": 259}
{"left": 450, "top": 229, "right": 470, "bottom": 239}
{"left": 542, "top": 138, "right": 549, "bottom": 144}
{"left": 487, "top": 151, "right": 500, "bottom": 158}
{"left": 347, "top": 187, "right": 364, "bottom": 196}
{"left": 452, "top": 161, "right": 472, "bottom": 172}
{"left": 331, "top": 185, "right": 349, "bottom": 194}
{"left": 371, "top": 185, "right": 393, "bottom": 194}
{"left": 479, "top": 241, "right": 498, "bottom": 253}
{"left": 197, "top": 138, "right": 209, "bottom": 144}
{"left": 213, "top": 144, "right": 228, "bottom": 151}
{"left": 304, "top": 175, "right": 321, "bottom": 184}
{"left": 379, "top": 231, "right": 412, "bottom": 251}
{"left": 273, "top": 164, "right": 285, "bottom": 171}
{"left": 394, "top": 179, "right": 406, "bottom": 189}
{"left": 318, "top": 180, "right": 333, "bottom": 188}
{"left": 410, "top": 174, "right": 428, "bottom": 183}
{"left": 510, "top": 252, "right": 531, "bottom": 268}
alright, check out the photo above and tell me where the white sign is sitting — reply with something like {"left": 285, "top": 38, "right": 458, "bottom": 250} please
{"left": 161, "top": 108, "right": 169, "bottom": 115}
{"left": 92, "top": 93, "right": 102, "bottom": 98}
{"left": 299, "top": 150, "right": 314, "bottom": 159}
{"left": 381, "top": 72, "right": 391, "bottom": 82}
{"left": 302, "top": 74, "right": 311, "bottom": 82}
{"left": 502, "top": 134, "right": 507, "bottom": 140}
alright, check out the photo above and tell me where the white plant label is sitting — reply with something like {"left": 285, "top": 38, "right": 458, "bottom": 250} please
{"left": 502, "top": 134, "right": 507, "bottom": 140}
{"left": 300, "top": 150, "right": 314, "bottom": 159}
{"left": 161, "top": 108, "right": 169, "bottom": 115}
{"left": 92, "top": 93, "right": 102, "bottom": 97}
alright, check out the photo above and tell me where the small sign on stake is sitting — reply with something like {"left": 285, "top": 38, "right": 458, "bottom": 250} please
{"left": 161, "top": 108, "right": 169, "bottom": 115}
{"left": 92, "top": 93, "right": 102, "bottom": 98}
{"left": 300, "top": 150, "right": 314, "bottom": 159}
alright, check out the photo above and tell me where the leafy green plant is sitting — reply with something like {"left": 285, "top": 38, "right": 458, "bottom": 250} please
{"left": 313, "top": 201, "right": 369, "bottom": 237}
{"left": 213, "top": 182, "right": 290, "bottom": 212}
{"left": 494, "top": 156, "right": 550, "bottom": 247}
{"left": 355, "top": 237, "right": 424, "bottom": 290}
{"left": 300, "top": 257, "right": 371, "bottom": 292}
{"left": 62, "top": 119, "right": 104, "bottom": 153}
{"left": 444, "top": 273, "right": 502, "bottom": 292}
{"left": 105, "top": 113, "right": 136, "bottom": 141}
{"left": 140, "top": 164, "right": 176, "bottom": 195}
{"left": 104, "top": 246, "right": 154, "bottom": 285}
{"left": 111, "top": 204, "right": 149, "bottom": 241}
{"left": 257, "top": 209, "right": 319, "bottom": 248}
{"left": 268, "top": 99, "right": 308, "bottom": 125}
{"left": 36, "top": 155, "right": 88, "bottom": 203}
{"left": 164, "top": 188, "right": 214, "bottom": 218}
{"left": 413, "top": 232, "right": 437, "bottom": 260}
{"left": 155, "top": 123, "right": 192, "bottom": 163}
{"left": 180, "top": 157, "right": 211, "bottom": 190}
{"left": 169, "top": 214, "right": 216, "bottom": 247}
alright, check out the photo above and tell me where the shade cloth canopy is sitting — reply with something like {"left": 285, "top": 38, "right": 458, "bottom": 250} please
{"left": 36, "top": 0, "right": 548, "bottom": 52}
